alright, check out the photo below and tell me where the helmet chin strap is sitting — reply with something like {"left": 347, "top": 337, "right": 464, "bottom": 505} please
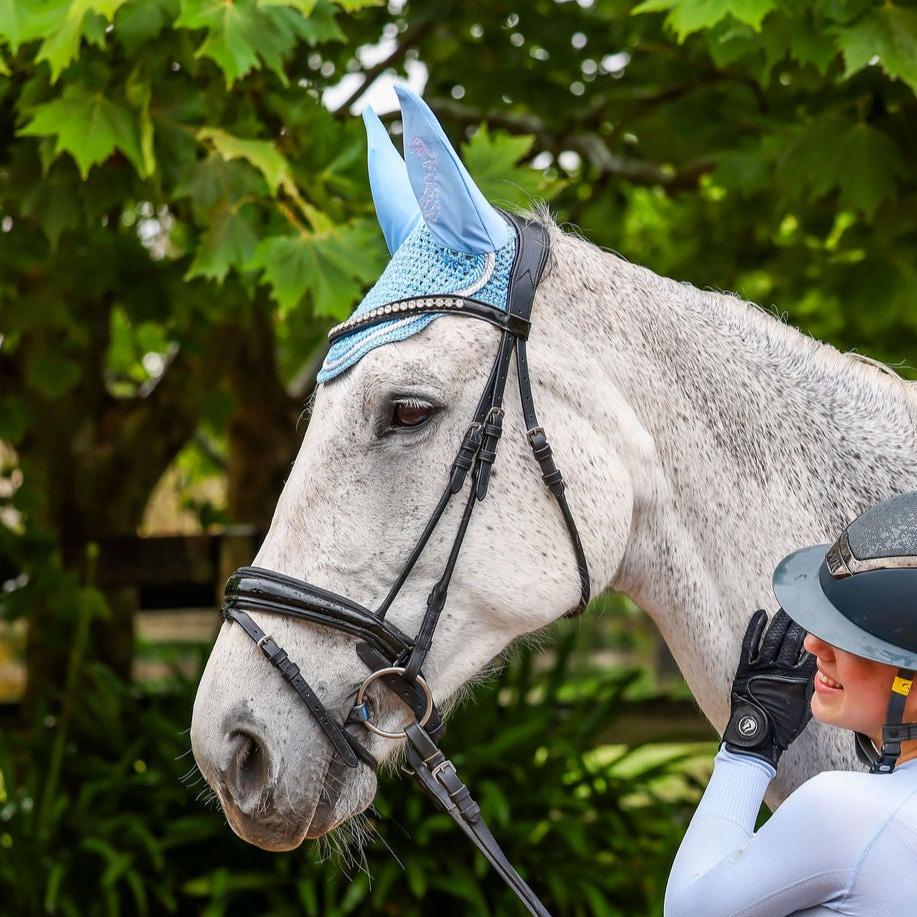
{"left": 854, "top": 668, "right": 917, "bottom": 774}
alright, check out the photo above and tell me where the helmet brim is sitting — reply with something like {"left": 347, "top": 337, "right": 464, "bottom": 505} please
{"left": 773, "top": 544, "right": 917, "bottom": 669}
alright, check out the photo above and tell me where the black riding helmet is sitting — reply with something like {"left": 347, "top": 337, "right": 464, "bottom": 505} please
{"left": 773, "top": 491, "right": 917, "bottom": 774}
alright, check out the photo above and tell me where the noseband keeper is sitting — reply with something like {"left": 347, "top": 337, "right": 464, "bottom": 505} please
{"left": 219, "top": 212, "right": 589, "bottom": 917}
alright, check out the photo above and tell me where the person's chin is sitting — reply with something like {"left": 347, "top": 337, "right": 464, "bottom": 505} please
{"left": 811, "top": 693, "right": 844, "bottom": 725}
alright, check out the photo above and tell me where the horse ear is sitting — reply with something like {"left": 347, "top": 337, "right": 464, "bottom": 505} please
{"left": 363, "top": 106, "right": 421, "bottom": 254}
{"left": 395, "top": 84, "right": 509, "bottom": 253}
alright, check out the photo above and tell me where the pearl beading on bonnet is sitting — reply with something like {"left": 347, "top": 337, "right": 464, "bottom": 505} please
{"left": 328, "top": 296, "right": 471, "bottom": 339}
{"left": 326, "top": 293, "right": 531, "bottom": 345}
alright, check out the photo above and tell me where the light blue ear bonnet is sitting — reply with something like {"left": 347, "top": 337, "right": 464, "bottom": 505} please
{"left": 317, "top": 86, "right": 517, "bottom": 385}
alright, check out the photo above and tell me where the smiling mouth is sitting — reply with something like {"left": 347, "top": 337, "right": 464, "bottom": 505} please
{"left": 816, "top": 669, "right": 843, "bottom": 690}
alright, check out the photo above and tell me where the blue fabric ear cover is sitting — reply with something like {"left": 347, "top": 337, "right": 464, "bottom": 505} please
{"left": 363, "top": 106, "right": 420, "bottom": 254}
{"left": 318, "top": 86, "right": 516, "bottom": 385}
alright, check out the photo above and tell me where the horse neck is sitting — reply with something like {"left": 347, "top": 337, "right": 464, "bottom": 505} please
{"left": 549, "top": 226, "right": 917, "bottom": 730}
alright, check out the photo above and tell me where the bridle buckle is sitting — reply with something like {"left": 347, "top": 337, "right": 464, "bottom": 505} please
{"left": 256, "top": 633, "right": 274, "bottom": 655}
{"left": 429, "top": 757, "right": 456, "bottom": 783}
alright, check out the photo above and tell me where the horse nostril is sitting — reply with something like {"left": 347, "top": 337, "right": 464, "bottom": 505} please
{"left": 225, "top": 729, "right": 271, "bottom": 803}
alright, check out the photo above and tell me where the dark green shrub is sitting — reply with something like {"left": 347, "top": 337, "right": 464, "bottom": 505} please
{"left": 0, "top": 618, "right": 710, "bottom": 916}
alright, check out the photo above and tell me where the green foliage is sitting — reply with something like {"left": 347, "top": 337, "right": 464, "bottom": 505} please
{"left": 3, "top": 0, "right": 915, "bottom": 558}
{"left": 0, "top": 622, "right": 706, "bottom": 916}
{"left": 632, "top": 0, "right": 777, "bottom": 40}
{"left": 462, "top": 125, "right": 564, "bottom": 208}
{"left": 21, "top": 83, "right": 151, "bottom": 178}
{"left": 0, "top": 1, "right": 554, "bottom": 680}
{"left": 2, "top": 2, "right": 917, "bottom": 911}
{"left": 197, "top": 126, "right": 299, "bottom": 197}
{"left": 834, "top": 4, "right": 917, "bottom": 91}
{"left": 174, "top": 0, "right": 348, "bottom": 86}
{"left": 248, "top": 218, "right": 386, "bottom": 315}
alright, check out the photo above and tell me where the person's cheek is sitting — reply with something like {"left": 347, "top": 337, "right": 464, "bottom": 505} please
{"left": 855, "top": 666, "right": 890, "bottom": 729}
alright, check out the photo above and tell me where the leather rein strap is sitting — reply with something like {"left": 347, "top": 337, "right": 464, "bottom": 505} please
{"left": 220, "top": 213, "right": 589, "bottom": 916}
{"left": 403, "top": 722, "right": 550, "bottom": 917}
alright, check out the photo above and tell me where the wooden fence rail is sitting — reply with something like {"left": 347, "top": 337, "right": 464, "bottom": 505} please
{"left": 1, "top": 532, "right": 714, "bottom": 743}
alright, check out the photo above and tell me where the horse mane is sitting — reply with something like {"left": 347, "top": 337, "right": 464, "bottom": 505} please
{"left": 519, "top": 202, "right": 917, "bottom": 445}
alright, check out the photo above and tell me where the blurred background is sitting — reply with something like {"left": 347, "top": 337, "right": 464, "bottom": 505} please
{"left": 1, "top": 0, "right": 915, "bottom": 914}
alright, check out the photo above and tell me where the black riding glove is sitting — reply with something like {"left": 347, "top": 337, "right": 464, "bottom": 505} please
{"left": 722, "top": 608, "right": 817, "bottom": 770}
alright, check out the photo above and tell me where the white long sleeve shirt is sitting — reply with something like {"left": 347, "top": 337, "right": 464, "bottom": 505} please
{"left": 664, "top": 745, "right": 917, "bottom": 916}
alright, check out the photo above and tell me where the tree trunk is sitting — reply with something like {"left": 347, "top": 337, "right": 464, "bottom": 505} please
{"left": 20, "top": 337, "right": 212, "bottom": 703}
{"left": 221, "top": 298, "right": 301, "bottom": 529}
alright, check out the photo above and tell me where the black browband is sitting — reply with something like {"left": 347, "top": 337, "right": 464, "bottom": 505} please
{"left": 220, "top": 212, "right": 590, "bottom": 916}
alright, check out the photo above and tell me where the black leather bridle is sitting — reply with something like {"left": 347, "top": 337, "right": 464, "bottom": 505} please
{"left": 219, "top": 213, "right": 591, "bottom": 916}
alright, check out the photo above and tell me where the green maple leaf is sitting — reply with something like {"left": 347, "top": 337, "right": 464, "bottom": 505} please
{"left": 787, "top": 18, "right": 837, "bottom": 75}
{"left": 632, "top": 0, "right": 776, "bottom": 41}
{"left": 460, "top": 126, "right": 562, "bottom": 209}
{"left": 256, "top": 0, "right": 318, "bottom": 13}
{"left": 283, "top": 0, "right": 344, "bottom": 44}
{"left": 834, "top": 4, "right": 917, "bottom": 93}
{"left": 333, "top": 0, "right": 383, "bottom": 9}
{"left": 19, "top": 83, "right": 146, "bottom": 179}
{"left": 19, "top": 166, "right": 82, "bottom": 247}
{"left": 32, "top": 0, "right": 128, "bottom": 82}
{"left": 0, "top": 0, "right": 61, "bottom": 51}
{"left": 174, "top": 153, "right": 267, "bottom": 215}
{"left": 835, "top": 123, "right": 907, "bottom": 218}
{"left": 777, "top": 116, "right": 905, "bottom": 219}
{"left": 125, "top": 69, "right": 157, "bottom": 177}
{"left": 197, "top": 127, "right": 296, "bottom": 197}
{"left": 186, "top": 201, "right": 260, "bottom": 283}
{"left": 175, "top": 0, "right": 298, "bottom": 86}
{"left": 247, "top": 220, "right": 385, "bottom": 317}
{"left": 0, "top": 396, "right": 29, "bottom": 441}
{"left": 26, "top": 349, "right": 81, "bottom": 398}
{"left": 114, "top": 0, "right": 179, "bottom": 53}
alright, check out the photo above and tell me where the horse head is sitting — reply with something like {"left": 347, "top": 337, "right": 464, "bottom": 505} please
{"left": 190, "top": 86, "right": 630, "bottom": 850}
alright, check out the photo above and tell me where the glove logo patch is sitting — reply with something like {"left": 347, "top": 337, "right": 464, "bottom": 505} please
{"left": 738, "top": 715, "right": 759, "bottom": 737}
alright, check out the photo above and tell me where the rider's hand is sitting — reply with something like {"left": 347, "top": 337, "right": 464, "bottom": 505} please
{"left": 722, "top": 608, "right": 817, "bottom": 770}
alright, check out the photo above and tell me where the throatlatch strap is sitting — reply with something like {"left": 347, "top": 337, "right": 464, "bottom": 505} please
{"left": 517, "top": 338, "right": 591, "bottom": 615}
{"left": 508, "top": 213, "right": 591, "bottom": 615}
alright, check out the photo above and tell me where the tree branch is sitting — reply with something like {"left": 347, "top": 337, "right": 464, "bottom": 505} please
{"left": 430, "top": 99, "right": 710, "bottom": 191}
{"left": 332, "top": 19, "right": 437, "bottom": 117}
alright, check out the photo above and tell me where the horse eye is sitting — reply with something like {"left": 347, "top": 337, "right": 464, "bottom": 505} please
{"left": 391, "top": 401, "right": 433, "bottom": 429}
